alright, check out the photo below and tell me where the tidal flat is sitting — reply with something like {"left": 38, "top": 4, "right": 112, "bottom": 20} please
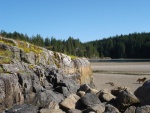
{"left": 91, "top": 61, "right": 150, "bottom": 92}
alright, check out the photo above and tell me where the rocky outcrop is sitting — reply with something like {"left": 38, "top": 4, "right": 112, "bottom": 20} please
{"left": 0, "top": 37, "right": 92, "bottom": 112}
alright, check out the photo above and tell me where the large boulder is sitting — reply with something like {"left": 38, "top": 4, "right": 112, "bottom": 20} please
{"left": 34, "top": 90, "right": 64, "bottom": 108}
{"left": 135, "top": 80, "right": 150, "bottom": 105}
{"left": 60, "top": 94, "right": 80, "bottom": 110}
{"left": 81, "top": 93, "right": 101, "bottom": 108}
{"left": 115, "top": 89, "right": 140, "bottom": 111}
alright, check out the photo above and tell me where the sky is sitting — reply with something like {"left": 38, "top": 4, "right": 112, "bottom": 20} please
{"left": 0, "top": 0, "right": 150, "bottom": 42}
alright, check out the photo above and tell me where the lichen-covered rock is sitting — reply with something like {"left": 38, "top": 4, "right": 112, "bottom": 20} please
{"left": 0, "top": 37, "right": 93, "bottom": 112}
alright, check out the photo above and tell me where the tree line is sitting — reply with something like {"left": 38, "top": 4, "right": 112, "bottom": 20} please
{"left": 1, "top": 30, "right": 150, "bottom": 58}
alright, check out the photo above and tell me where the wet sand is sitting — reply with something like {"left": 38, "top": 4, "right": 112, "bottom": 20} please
{"left": 91, "top": 62, "right": 150, "bottom": 92}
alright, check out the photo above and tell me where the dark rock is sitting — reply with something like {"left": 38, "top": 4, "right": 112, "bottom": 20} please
{"left": 81, "top": 93, "right": 101, "bottom": 108}
{"left": 115, "top": 89, "right": 140, "bottom": 111}
{"left": 57, "top": 78, "right": 80, "bottom": 94}
{"left": 78, "top": 84, "right": 90, "bottom": 92}
{"left": 3, "top": 104, "right": 38, "bottom": 113}
{"left": 104, "top": 104, "right": 120, "bottom": 113}
{"left": 135, "top": 80, "right": 150, "bottom": 105}
{"left": 54, "top": 86, "right": 70, "bottom": 97}
{"left": 34, "top": 90, "right": 64, "bottom": 108}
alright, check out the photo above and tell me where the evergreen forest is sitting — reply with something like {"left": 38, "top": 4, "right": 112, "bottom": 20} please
{"left": 1, "top": 30, "right": 150, "bottom": 59}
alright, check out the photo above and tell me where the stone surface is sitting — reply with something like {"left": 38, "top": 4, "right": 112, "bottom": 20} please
{"left": 67, "top": 109, "right": 82, "bottom": 113}
{"left": 60, "top": 94, "right": 80, "bottom": 110}
{"left": 4, "top": 104, "right": 38, "bottom": 113}
{"left": 115, "top": 90, "right": 140, "bottom": 111}
{"left": 0, "top": 74, "right": 24, "bottom": 112}
{"left": 81, "top": 93, "right": 101, "bottom": 107}
{"left": 40, "top": 108, "right": 65, "bottom": 113}
{"left": 34, "top": 90, "right": 64, "bottom": 108}
{"left": 135, "top": 80, "right": 150, "bottom": 105}
{"left": 136, "top": 105, "right": 150, "bottom": 113}
{"left": 97, "top": 89, "right": 116, "bottom": 102}
{"left": 104, "top": 104, "right": 120, "bottom": 113}
{"left": 124, "top": 106, "right": 136, "bottom": 113}
{"left": 85, "top": 103, "right": 106, "bottom": 113}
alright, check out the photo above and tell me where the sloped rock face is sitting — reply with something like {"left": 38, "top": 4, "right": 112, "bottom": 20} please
{"left": 0, "top": 37, "right": 93, "bottom": 112}
{"left": 0, "top": 73, "right": 24, "bottom": 112}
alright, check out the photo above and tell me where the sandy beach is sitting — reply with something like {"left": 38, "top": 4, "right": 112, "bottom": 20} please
{"left": 91, "top": 62, "right": 150, "bottom": 92}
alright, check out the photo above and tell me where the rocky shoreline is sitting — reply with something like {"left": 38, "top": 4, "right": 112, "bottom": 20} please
{"left": 0, "top": 37, "right": 150, "bottom": 113}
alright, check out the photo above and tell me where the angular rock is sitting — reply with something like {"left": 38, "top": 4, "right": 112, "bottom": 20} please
{"left": 115, "top": 90, "right": 140, "bottom": 111}
{"left": 78, "top": 84, "right": 90, "bottom": 92}
{"left": 81, "top": 93, "right": 101, "bottom": 107}
{"left": 34, "top": 90, "right": 64, "bottom": 108}
{"left": 57, "top": 78, "right": 80, "bottom": 94}
{"left": 97, "top": 89, "right": 116, "bottom": 102}
{"left": 77, "top": 91, "right": 85, "bottom": 98}
{"left": 48, "top": 101, "right": 60, "bottom": 109}
{"left": 60, "top": 94, "right": 80, "bottom": 110}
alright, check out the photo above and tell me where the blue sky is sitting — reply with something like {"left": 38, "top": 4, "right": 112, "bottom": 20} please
{"left": 0, "top": 0, "right": 150, "bottom": 42}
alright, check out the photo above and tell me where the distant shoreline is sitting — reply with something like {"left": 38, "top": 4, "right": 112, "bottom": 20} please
{"left": 89, "top": 59, "right": 150, "bottom": 63}
{"left": 91, "top": 62, "right": 150, "bottom": 92}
